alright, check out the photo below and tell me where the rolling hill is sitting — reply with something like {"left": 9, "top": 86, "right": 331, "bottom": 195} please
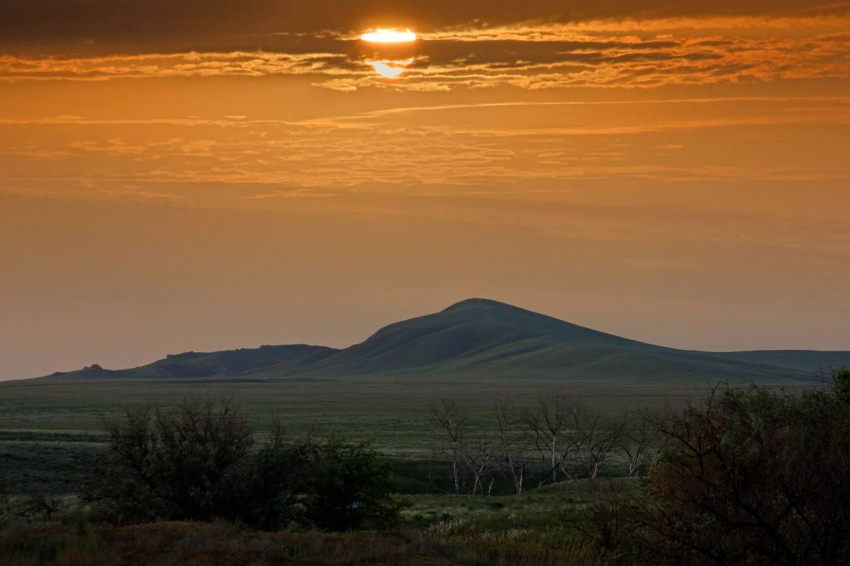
{"left": 38, "top": 299, "right": 848, "bottom": 384}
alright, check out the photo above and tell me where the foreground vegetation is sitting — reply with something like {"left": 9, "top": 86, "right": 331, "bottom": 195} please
{"left": 0, "top": 521, "right": 615, "bottom": 566}
{"left": 1, "top": 368, "right": 848, "bottom": 565}
{"left": 0, "top": 480, "right": 629, "bottom": 566}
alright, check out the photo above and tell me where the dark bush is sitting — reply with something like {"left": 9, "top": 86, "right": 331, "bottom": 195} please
{"left": 84, "top": 399, "right": 312, "bottom": 529}
{"left": 589, "top": 371, "right": 850, "bottom": 565}
{"left": 83, "top": 400, "right": 403, "bottom": 532}
{"left": 833, "top": 365, "right": 850, "bottom": 405}
{"left": 303, "top": 438, "right": 404, "bottom": 531}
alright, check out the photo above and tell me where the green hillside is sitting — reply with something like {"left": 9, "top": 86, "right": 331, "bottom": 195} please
{"left": 709, "top": 350, "right": 850, "bottom": 374}
{"left": 34, "top": 299, "right": 848, "bottom": 384}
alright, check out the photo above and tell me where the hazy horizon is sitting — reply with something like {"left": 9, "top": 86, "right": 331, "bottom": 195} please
{"left": 3, "top": 294, "right": 848, "bottom": 381}
{"left": 2, "top": 0, "right": 849, "bottom": 380}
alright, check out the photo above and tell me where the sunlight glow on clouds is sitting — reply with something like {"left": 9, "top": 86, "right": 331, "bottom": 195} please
{"left": 1, "top": 16, "right": 847, "bottom": 92}
{"left": 367, "top": 58, "right": 415, "bottom": 78}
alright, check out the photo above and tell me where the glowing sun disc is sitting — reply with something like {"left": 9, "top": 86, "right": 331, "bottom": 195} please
{"left": 361, "top": 28, "right": 417, "bottom": 43}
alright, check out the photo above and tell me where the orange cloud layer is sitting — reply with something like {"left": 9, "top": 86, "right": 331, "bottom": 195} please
{"left": 0, "top": 17, "right": 847, "bottom": 92}
{"left": 1, "top": 97, "right": 848, "bottom": 194}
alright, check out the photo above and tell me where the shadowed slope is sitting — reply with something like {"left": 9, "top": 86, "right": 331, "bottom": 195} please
{"left": 249, "top": 299, "right": 837, "bottom": 382}
{"left": 257, "top": 298, "right": 649, "bottom": 377}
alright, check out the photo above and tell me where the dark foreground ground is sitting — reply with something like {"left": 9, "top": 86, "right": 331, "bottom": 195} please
{"left": 0, "top": 522, "right": 610, "bottom": 566}
{"left": 0, "top": 480, "right": 632, "bottom": 566}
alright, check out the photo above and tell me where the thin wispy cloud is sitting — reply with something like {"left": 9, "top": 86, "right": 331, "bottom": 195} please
{"left": 1, "top": 97, "right": 848, "bottom": 193}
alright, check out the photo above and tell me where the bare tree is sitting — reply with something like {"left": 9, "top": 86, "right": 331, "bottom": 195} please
{"left": 0, "top": 492, "right": 57, "bottom": 528}
{"left": 494, "top": 398, "right": 526, "bottom": 494}
{"left": 521, "top": 394, "right": 624, "bottom": 482}
{"left": 618, "top": 409, "right": 667, "bottom": 477}
{"left": 466, "top": 435, "right": 494, "bottom": 496}
{"left": 429, "top": 398, "right": 468, "bottom": 495}
{"left": 567, "top": 401, "right": 623, "bottom": 479}
{"left": 521, "top": 393, "right": 576, "bottom": 485}
{"left": 430, "top": 398, "right": 496, "bottom": 496}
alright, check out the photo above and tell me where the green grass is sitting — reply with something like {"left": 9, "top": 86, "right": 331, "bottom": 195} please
{"left": 0, "top": 368, "right": 817, "bottom": 495}
{"left": 406, "top": 479, "right": 641, "bottom": 540}
{"left": 1, "top": 371, "right": 712, "bottom": 434}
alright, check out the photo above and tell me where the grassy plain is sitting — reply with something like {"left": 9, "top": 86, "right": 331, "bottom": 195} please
{"left": 0, "top": 371, "right": 823, "bottom": 566}
{"left": 0, "top": 371, "right": 814, "bottom": 495}
{"left": 0, "top": 373, "right": 739, "bottom": 441}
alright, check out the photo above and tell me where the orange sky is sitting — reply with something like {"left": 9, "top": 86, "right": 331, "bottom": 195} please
{"left": 1, "top": 1, "right": 849, "bottom": 379}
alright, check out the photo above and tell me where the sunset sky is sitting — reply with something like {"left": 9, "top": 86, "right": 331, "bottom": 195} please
{"left": 1, "top": 1, "right": 849, "bottom": 379}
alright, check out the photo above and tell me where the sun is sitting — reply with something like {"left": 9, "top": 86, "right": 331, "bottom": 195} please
{"left": 360, "top": 28, "right": 417, "bottom": 43}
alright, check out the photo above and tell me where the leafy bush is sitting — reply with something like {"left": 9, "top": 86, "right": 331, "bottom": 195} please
{"left": 303, "top": 438, "right": 404, "bottom": 531}
{"left": 84, "top": 400, "right": 402, "bottom": 532}
{"left": 583, "top": 370, "right": 850, "bottom": 565}
{"left": 84, "top": 399, "right": 312, "bottom": 529}
{"left": 833, "top": 365, "right": 850, "bottom": 405}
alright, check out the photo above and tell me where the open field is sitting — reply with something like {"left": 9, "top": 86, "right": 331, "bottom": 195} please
{"left": 0, "top": 374, "right": 691, "bottom": 493}
{"left": 0, "top": 371, "right": 820, "bottom": 496}
{"left": 0, "top": 372, "right": 810, "bottom": 445}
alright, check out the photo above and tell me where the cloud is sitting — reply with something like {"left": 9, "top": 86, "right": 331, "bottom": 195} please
{"left": 245, "top": 189, "right": 340, "bottom": 200}
{"left": 1, "top": 16, "right": 846, "bottom": 92}
{"left": 1, "top": 96, "right": 848, "bottom": 192}
{"left": 319, "top": 19, "right": 850, "bottom": 91}
{"left": 1, "top": 1, "right": 848, "bottom": 54}
{"left": 0, "top": 52, "right": 354, "bottom": 82}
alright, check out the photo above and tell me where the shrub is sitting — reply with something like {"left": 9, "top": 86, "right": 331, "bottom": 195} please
{"left": 303, "top": 438, "right": 404, "bottom": 531}
{"left": 594, "top": 376, "right": 850, "bottom": 565}
{"left": 84, "top": 399, "right": 312, "bottom": 529}
{"left": 833, "top": 365, "right": 850, "bottom": 405}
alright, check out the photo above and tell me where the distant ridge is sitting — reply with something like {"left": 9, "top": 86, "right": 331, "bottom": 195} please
{"left": 33, "top": 299, "right": 848, "bottom": 384}
{"left": 46, "top": 344, "right": 336, "bottom": 380}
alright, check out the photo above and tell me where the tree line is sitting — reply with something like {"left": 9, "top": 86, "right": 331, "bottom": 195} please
{"left": 428, "top": 368, "right": 850, "bottom": 564}
{"left": 429, "top": 394, "right": 666, "bottom": 496}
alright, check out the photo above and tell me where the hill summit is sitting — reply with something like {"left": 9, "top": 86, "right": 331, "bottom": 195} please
{"left": 37, "top": 298, "right": 848, "bottom": 383}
